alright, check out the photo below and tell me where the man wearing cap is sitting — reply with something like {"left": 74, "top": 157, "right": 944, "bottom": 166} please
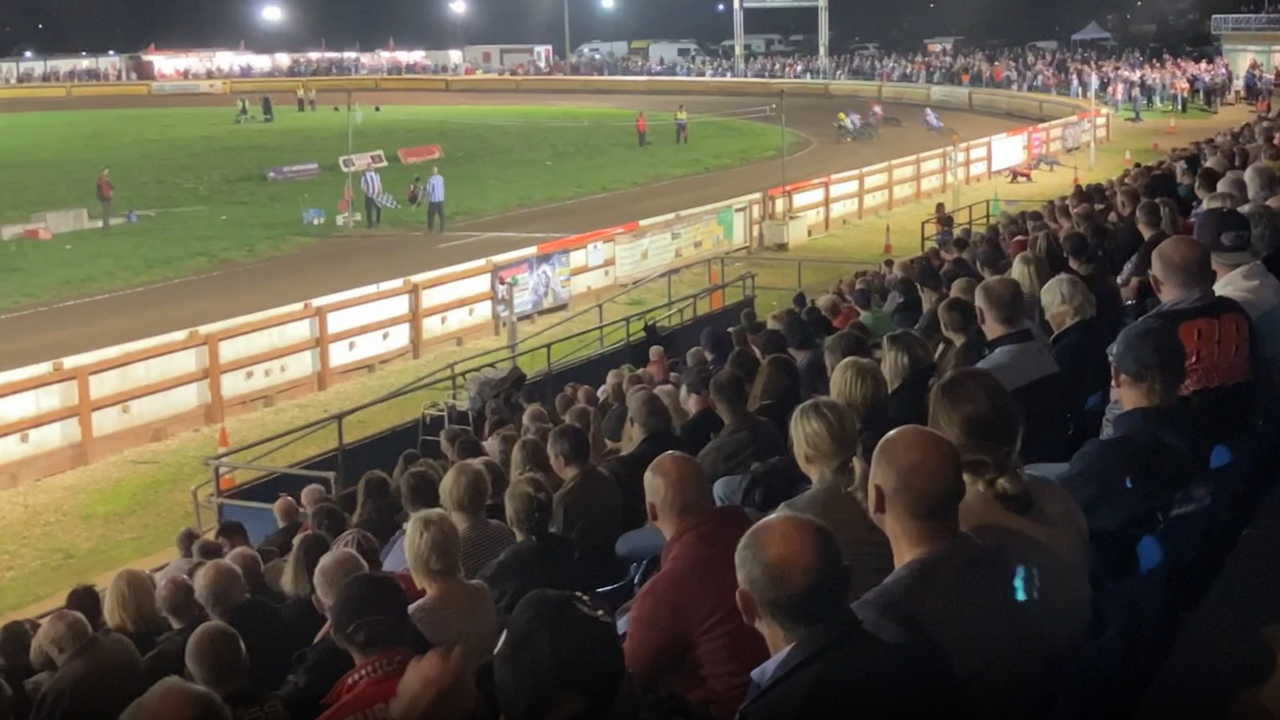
{"left": 1203, "top": 207, "right": 1280, "bottom": 383}
{"left": 1055, "top": 319, "right": 1205, "bottom": 580}
{"left": 316, "top": 574, "right": 418, "bottom": 720}
{"left": 678, "top": 365, "right": 723, "bottom": 456}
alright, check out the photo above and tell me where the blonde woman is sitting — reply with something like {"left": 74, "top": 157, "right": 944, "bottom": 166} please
{"left": 828, "top": 357, "right": 891, "bottom": 460}
{"left": 510, "top": 437, "right": 563, "bottom": 493}
{"left": 440, "top": 461, "right": 516, "bottom": 579}
{"left": 404, "top": 508, "right": 498, "bottom": 675}
{"left": 880, "top": 330, "right": 934, "bottom": 427}
{"left": 1009, "top": 252, "right": 1048, "bottom": 334}
{"left": 104, "top": 569, "right": 168, "bottom": 656}
{"left": 776, "top": 398, "right": 894, "bottom": 599}
{"left": 653, "top": 384, "right": 689, "bottom": 429}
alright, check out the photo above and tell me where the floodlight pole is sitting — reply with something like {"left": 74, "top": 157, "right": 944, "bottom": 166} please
{"left": 780, "top": 89, "right": 787, "bottom": 188}
{"left": 733, "top": 0, "right": 744, "bottom": 77}
{"left": 345, "top": 90, "right": 354, "bottom": 229}
{"left": 1089, "top": 68, "right": 1097, "bottom": 172}
{"left": 564, "top": 0, "right": 572, "bottom": 63}
{"left": 818, "top": 0, "right": 828, "bottom": 77}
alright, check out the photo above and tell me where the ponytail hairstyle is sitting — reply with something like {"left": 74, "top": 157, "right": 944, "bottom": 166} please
{"left": 505, "top": 473, "right": 555, "bottom": 542}
{"left": 788, "top": 398, "right": 866, "bottom": 508}
{"left": 928, "top": 368, "right": 1034, "bottom": 516}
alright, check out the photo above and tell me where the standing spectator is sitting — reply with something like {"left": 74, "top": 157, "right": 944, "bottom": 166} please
{"left": 858, "top": 426, "right": 1087, "bottom": 720}
{"left": 193, "top": 560, "right": 294, "bottom": 692}
{"left": 547, "top": 423, "right": 624, "bottom": 587}
{"left": 734, "top": 513, "right": 959, "bottom": 720}
{"left": 624, "top": 452, "right": 767, "bottom": 719}
{"left": 426, "top": 166, "right": 446, "bottom": 234}
{"left": 381, "top": 467, "right": 441, "bottom": 573}
{"left": 405, "top": 509, "right": 499, "bottom": 676}
{"left": 777, "top": 399, "right": 894, "bottom": 598}
{"left": 602, "top": 390, "right": 687, "bottom": 531}
{"left": 95, "top": 167, "right": 114, "bottom": 230}
{"left": 636, "top": 111, "right": 648, "bottom": 147}
{"left": 974, "top": 277, "right": 1069, "bottom": 462}
{"left": 361, "top": 167, "right": 383, "bottom": 229}
{"left": 143, "top": 575, "right": 207, "bottom": 685}
{"left": 104, "top": 569, "right": 170, "bottom": 656}
{"left": 441, "top": 462, "right": 516, "bottom": 578}
{"left": 28, "top": 610, "right": 147, "bottom": 720}
{"left": 317, "top": 574, "right": 418, "bottom": 720}
{"left": 185, "top": 622, "right": 289, "bottom": 719}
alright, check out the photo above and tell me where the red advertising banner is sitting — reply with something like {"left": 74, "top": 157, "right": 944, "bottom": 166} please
{"left": 398, "top": 144, "right": 446, "bottom": 165}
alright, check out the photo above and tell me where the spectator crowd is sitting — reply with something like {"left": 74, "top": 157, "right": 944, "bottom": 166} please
{"left": 4, "top": 67, "right": 1280, "bottom": 720}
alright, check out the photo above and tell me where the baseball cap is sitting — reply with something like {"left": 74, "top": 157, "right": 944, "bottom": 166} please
{"left": 494, "top": 590, "right": 624, "bottom": 720}
{"left": 328, "top": 572, "right": 408, "bottom": 651}
{"left": 1108, "top": 319, "right": 1187, "bottom": 385}
{"left": 681, "top": 365, "right": 713, "bottom": 396}
{"left": 1194, "top": 207, "right": 1255, "bottom": 265}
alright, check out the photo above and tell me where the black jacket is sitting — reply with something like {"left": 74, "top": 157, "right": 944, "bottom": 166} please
{"left": 602, "top": 431, "right": 687, "bottom": 532}
{"left": 142, "top": 622, "right": 204, "bottom": 685}
{"left": 277, "top": 637, "right": 352, "bottom": 720}
{"left": 678, "top": 406, "right": 724, "bottom": 456}
{"left": 885, "top": 367, "right": 934, "bottom": 428}
{"left": 478, "top": 534, "right": 584, "bottom": 629}
{"left": 735, "top": 608, "right": 965, "bottom": 720}
{"left": 977, "top": 330, "right": 1070, "bottom": 462}
{"left": 29, "top": 634, "right": 147, "bottom": 720}
{"left": 697, "top": 415, "right": 787, "bottom": 484}
{"left": 259, "top": 521, "right": 303, "bottom": 559}
{"left": 1050, "top": 318, "right": 1111, "bottom": 451}
{"left": 225, "top": 596, "right": 298, "bottom": 693}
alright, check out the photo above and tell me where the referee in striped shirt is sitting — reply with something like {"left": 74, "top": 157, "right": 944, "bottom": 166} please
{"left": 426, "top": 166, "right": 446, "bottom": 234}
{"left": 360, "top": 167, "right": 383, "bottom": 229}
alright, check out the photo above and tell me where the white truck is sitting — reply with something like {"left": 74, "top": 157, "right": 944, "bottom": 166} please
{"left": 463, "top": 44, "right": 554, "bottom": 72}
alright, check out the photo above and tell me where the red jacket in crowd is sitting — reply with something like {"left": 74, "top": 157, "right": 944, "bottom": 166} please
{"left": 623, "top": 506, "right": 769, "bottom": 719}
{"left": 316, "top": 650, "right": 414, "bottom": 720}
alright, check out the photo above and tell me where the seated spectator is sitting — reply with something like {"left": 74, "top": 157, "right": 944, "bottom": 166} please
{"left": 749, "top": 355, "right": 803, "bottom": 442}
{"left": 352, "top": 470, "right": 403, "bottom": 546}
{"left": 823, "top": 329, "right": 873, "bottom": 376}
{"left": 193, "top": 560, "right": 294, "bottom": 692}
{"left": 309, "top": 504, "right": 349, "bottom": 541}
{"left": 555, "top": 392, "right": 576, "bottom": 421}
{"left": 29, "top": 610, "right": 147, "bottom": 720}
{"left": 949, "top": 276, "right": 978, "bottom": 303}
{"left": 405, "top": 509, "right": 498, "bottom": 676}
{"left": 777, "top": 399, "right": 894, "bottom": 598}
{"left": 392, "top": 449, "right": 422, "bottom": 484}
{"left": 186, "top": 622, "right": 288, "bottom": 719}
{"left": 929, "top": 368, "right": 1093, "bottom": 579}
{"left": 601, "top": 376, "right": 629, "bottom": 443}
{"left": 1063, "top": 232, "right": 1123, "bottom": 337}
{"left": 701, "top": 326, "right": 732, "bottom": 371}
{"left": 510, "top": 437, "right": 563, "bottom": 493}
{"left": 300, "top": 484, "right": 330, "bottom": 521}
{"left": 381, "top": 467, "right": 441, "bottom": 574}
{"left": 479, "top": 474, "right": 582, "bottom": 628}
{"left": 159, "top": 527, "right": 204, "bottom": 582}
{"left": 277, "top": 550, "right": 370, "bottom": 720}
{"left": 280, "top": 533, "right": 331, "bottom": 647}
{"left": 215, "top": 521, "right": 252, "bottom": 554}
{"left": 829, "top": 357, "right": 892, "bottom": 460}
{"left": 817, "top": 293, "right": 858, "bottom": 330}
{"left": 782, "top": 313, "right": 827, "bottom": 397}
{"left": 474, "top": 456, "right": 510, "bottom": 523}
{"left": 678, "top": 365, "right": 724, "bottom": 455}
{"left": 143, "top": 575, "right": 207, "bottom": 685}
{"left": 655, "top": 383, "right": 689, "bottom": 428}
{"left": 564, "top": 404, "right": 608, "bottom": 465}
{"left": 603, "top": 389, "right": 687, "bottom": 532}
{"left": 317, "top": 574, "right": 418, "bottom": 720}
{"left": 1, "top": 620, "right": 36, "bottom": 720}
{"left": 104, "top": 569, "right": 169, "bottom": 657}
{"left": 120, "top": 676, "right": 231, "bottom": 720}
{"left": 227, "top": 546, "right": 285, "bottom": 606}
{"left": 492, "top": 591, "right": 628, "bottom": 720}
{"left": 193, "top": 538, "right": 225, "bottom": 563}
{"left": 888, "top": 276, "right": 924, "bottom": 329}
{"left": 547, "top": 424, "right": 623, "bottom": 587}
{"left": 912, "top": 262, "right": 948, "bottom": 349}
{"left": 64, "top": 584, "right": 105, "bottom": 634}
{"left": 623, "top": 452, "right": 766, "bottom": 718}
{"left": 441, "top": 461, "right": 516, "bottom": 579}
{"left": 701, "top": 370, "right": 787, "bottom": 502}
{"left": 1041, "top": 274, "right": 1110, "bottom": 448}
{"left": 934, "top": 297, "right": 986, "bottom": 375}
{"left": 881, "top": 330, "right": 935, "bottom": 428}
{"left": 1202, "top": 207, "right": 1280, "bottom": 383}
{"left": 851, "top": 288, "right": 895, "bottom": 339}
{"left": 259, "top": 497, "right": 303, "bottom": 560}
{"left": 734, "top": 513, "right": 960, "bottom": 720}
{"left": 452, "top": 434, "right": 488, "bottom": 462}
{"left": 1057, "top": 319, "right": 1206, "bottom": 580}
{"left": 857, "top": 426, "right": 1087, "bottom": 720}
{"left": 439, "top": 426, "right": 474, "bottom": 466}
{"left": 975, "top": 277, "right": 1069, "bottom": 462}
{"left": 646, "top": 345, "right": 671, "bottom": 384}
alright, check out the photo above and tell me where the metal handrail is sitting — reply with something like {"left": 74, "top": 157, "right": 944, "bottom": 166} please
{"left": 207, "top": 267, "right": 756, "bottom": 469}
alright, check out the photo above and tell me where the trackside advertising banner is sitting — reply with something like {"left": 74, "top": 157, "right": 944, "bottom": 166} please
{"left": 338, "top": 150, "right": 390, "bottom": 173}
{"left": 398, "top": 145, "right": 446, "bottom": 165}
{"left": 265, "top": 162, "right": 322, "bottom": 181}
{"left": 152, "top": 80, "right": 228, "bottom": 95}
{"left": 493, "top": 251, "right": 572, "bottom": 319}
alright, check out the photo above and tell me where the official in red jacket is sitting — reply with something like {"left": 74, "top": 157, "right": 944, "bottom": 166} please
{"left": 636, "top": 111, "right": 648, "bottom": 148}
{"left": 622, "top": 452, "right": 768, "bottom": 719}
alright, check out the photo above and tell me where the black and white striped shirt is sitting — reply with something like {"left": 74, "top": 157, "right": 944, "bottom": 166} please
{"left": 361, "top": 169, "right": 382, "bottom": 197}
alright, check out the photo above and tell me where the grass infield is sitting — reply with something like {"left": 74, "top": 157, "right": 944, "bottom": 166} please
{"left": 0, "top": 104, "right": 792, "bottom": 308}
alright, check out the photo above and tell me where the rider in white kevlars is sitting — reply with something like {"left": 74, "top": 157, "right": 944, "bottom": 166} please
{"left": 923, "top": 107, "right": 942, "bottom": 129}
{"left": 848, "top": 112, "right": 863, "bottom": 129}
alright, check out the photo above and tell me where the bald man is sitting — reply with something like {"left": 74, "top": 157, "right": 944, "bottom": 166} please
{"left": 1113, "top": 234, "right": 1257, "bottom": 445}
{"left": 734, "top": 512, "right": 961, "bottom": 720}
{"left": 30, "top": 610, "right": 148, "bottom": 720}
{"left": 856, "top": 426, "right": 1090, "bottom": 720}
{"left": 187, "top": 622, "right": 290, "bottom": 719}
{"left": 120, "top": 676, "right": 232, "bottom": 720}
{"left": 622, "top": 452, "right": 766, "bottom": 719}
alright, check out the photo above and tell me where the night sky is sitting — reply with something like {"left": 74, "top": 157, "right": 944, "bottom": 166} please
{"left": 0, "top": 0, "right": 1217, "bottom": 56}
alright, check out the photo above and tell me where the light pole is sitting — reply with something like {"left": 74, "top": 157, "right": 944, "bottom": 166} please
{"left": 564, "top": 0, "right": 615, "bottom": 62}
{"left": 448, "top": 0, "right": 466, "bottom": 45}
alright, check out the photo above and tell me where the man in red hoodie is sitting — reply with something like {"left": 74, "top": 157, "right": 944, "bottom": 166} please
{"left": 623, "top": 451, "right": 768, "bottom": 719}
{"left": 636, "top": 111, "right": 648, "bottom": 148}
{"left": 317, "top": 573, "right": 418, "bottom": 720}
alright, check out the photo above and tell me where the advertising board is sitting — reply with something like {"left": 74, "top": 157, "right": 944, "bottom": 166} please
{"left": 989, "top": 132, "right": 1028, "bottom": 173}
{"left": 152, "top": 80, "right": 228, "bottom": 95}
{"left": 337, "top": 150, "right": 390, "bottom": 173}
{"left": 265, "top": 162, "right": 321, "bottom": 182}
{"left": 614, "top": 207, "right": 737, "bottom": 284}
{"left": 493, "top": 250, "right": 572, "bottom": 318}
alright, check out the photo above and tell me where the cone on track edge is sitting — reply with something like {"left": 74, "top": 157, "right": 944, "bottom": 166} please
{"left": 1168, "top": 114, "right": 1177, "bottom": 134}
{"left": 217, "top": 425, "right": 235, "bottom": 491}
{"left": 1124, "top": 149, "right": 1132, "bottom": 167}
{"left": 883, "top": 223, "right": 893, "bottom": 255}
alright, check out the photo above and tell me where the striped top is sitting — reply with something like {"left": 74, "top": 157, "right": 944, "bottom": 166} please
{"left": 360, "top": 169, "right": 382, "bottom": 197}
{"left": 426, "top": 174, "right": 445, "bottom": 203}
{"left": 459, "top": 519, "right": 515, "bottom": 579}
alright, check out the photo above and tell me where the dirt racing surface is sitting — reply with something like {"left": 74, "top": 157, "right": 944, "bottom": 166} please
{"left": 0, "top": 91, "right": 1021, "bottom": 369}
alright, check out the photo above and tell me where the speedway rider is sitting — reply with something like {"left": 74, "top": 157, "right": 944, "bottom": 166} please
{"left": 923, "top": 107, "right": 943, "bottom": 130}
{"left": 870, "top": 101, "right": 884, "bottom": 123}
{"left": 837, "top": 111, "right": 855, "bottom": 137}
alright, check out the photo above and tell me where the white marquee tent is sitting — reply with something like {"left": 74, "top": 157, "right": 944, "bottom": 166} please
{"left": 1070, "top": 21, "right": 1113, "bottom": 43}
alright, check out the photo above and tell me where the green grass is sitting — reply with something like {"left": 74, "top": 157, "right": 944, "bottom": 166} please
{"left": 0, "top": 105, "right": 794, "bottom": 308}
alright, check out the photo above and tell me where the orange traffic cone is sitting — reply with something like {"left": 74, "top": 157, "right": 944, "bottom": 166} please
{"left": 217, "top": 426, "right": 235, "bottom": 491}
{"left": 1167, "top": 114, "right": 1177, "bottom": 134}
{"left": 883, "top": 223, "right": 894, "bottom": 255}
{"left": 1123, "top": 149, "right": 1132, "bottom": 168}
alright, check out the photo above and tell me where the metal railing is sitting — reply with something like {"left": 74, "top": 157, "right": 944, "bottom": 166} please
{"left": 206, "top": 260, "right": 756, "bottom": 499}
{"left": 919, "top": 198, "right": 1051, "bottom": 251}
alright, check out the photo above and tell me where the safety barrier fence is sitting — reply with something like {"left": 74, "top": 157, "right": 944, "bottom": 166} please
{"left": 0, "top": 77, "right": 1109, "bottom": 489}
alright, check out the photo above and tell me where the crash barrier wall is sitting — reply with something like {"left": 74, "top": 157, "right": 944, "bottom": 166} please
{"left": 0, "top": 77, "right": 1109, "bottom": 489}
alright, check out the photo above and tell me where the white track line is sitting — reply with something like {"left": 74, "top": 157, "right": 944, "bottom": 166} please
{"left": 0, "top": 269, "right": 236, "bottom": 320}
